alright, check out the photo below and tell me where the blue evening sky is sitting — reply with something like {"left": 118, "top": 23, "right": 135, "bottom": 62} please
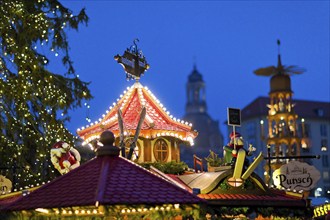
{"left": 56, "top": 1, "right": 329, "bottom": 139}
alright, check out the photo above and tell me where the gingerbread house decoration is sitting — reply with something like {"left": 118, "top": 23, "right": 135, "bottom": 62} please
{"left": 77, "top": 41, "right": 197, "bottom": 163}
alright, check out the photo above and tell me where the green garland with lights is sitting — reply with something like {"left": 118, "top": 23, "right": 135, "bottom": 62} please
{"left": 139, "top": 161, "right": 189, "bottom": 175}
{"left": 0, "top": 0, "right": 92, "bottom": 190}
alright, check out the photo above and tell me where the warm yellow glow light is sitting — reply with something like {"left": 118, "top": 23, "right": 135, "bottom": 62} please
{"left": 35, "top": 208, "right": 49, "bottom": 214}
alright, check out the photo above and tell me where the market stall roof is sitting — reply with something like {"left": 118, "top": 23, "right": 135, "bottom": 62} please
{"left": 173, "top": 170, "right": 307, "bottom": 208}
{"left": 0, "top": 187, "right": 39, "bottom": 208}
{"left": 3, "top": 132, "right": 203, "bottom": 211}
{"left": 0, "top": 193, "right": 21, "bottom": 207}
{"left": 77, "top": 82, "right": 197, "bottom": 145}
{"left": 198, "top": 190, "right": 307, "bottom": 207}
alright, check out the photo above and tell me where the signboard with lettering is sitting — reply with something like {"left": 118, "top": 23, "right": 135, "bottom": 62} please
{"left": 272, "top": 161, "right": 320, "bottom": 191}
{"left": 227, "top": 108, "right": 241, "bottom": 126}
{"left": 0, "top": 175, "right": 12, "bottom": 194}
{"left": 313, "top": 203, "right": 330, "bottom": 219}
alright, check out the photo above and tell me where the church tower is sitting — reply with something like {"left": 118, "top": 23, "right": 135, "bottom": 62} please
{"left": 185, "top": 64, "right": 207, "bottom": 114}
{"left": 254, "top": 40, "right": 305, "bottom": 184}
{"left": 181, "top": 65, "right": 224, "bottom": 167}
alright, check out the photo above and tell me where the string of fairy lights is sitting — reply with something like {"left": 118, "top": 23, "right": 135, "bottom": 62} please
{"left": 77, "top": 82, "right": 195, "bottom": 147}
{"left": 0, "top": 0, "right": 91, "bottom": 190}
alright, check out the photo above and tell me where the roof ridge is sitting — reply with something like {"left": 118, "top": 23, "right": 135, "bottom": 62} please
{"left": 95, "top": 156, "right": 111, "bottom": 205}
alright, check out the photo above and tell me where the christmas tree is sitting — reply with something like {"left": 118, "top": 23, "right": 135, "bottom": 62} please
{"left": 0, "top": 0, "right": 92, "bottom": 190}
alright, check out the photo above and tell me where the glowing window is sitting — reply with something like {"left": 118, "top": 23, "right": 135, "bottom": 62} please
{"left": 153, "top": 139, "right": 168, "bottom": 162}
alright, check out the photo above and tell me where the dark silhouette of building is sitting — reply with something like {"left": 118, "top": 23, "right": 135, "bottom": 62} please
{"left": 180, "top": 65, "right": 224, "bottom": 167}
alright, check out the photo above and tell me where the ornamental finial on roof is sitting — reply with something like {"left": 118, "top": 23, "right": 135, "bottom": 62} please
{"left": 114, "top": 39, "right": 150, "bottom": 82}
{"left": 96, "top": 131, "right": 120, "bottom": 157}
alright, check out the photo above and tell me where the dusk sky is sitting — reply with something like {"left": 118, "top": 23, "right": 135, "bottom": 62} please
{"left": 56, "top": 1, "right": 329, "bottom": 140}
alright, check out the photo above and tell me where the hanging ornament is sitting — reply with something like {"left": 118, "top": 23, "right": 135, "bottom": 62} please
{"left": 50, "top": 141, "right": 81, "bottom": 175}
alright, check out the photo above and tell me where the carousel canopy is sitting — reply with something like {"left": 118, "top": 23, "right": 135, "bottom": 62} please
{"left": 77, "top": 82, "right": 197, "bottom": 146}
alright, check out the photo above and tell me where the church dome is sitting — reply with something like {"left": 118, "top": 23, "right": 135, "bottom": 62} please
{"left": 188, "top": 65, "right": 204, "bottom": 83}
{"left": 270, "top": 73, "right": 292, "bottom": 93}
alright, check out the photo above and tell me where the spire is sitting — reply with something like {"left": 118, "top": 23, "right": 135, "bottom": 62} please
{"left": 277, "top": 39, "right": 283, "bottom": 71}
{"left": 189, "top": 63, "right": 203, "bottom": 83}
{"left": 186, "top": 64, "right": 207, "bottom": 114}
{"left": 193, "top": 56, "right": 197, "bottom": 71}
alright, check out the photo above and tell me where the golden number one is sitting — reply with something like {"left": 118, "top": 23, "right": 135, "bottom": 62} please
{"left": 242, "top": 152, "right": 264, "bottom": 180}
{"left": 233, "top": 149, "right": 246, "bottom": 179}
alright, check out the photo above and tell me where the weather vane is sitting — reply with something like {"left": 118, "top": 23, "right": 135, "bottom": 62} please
{"left": 114, "top": 39, "right": 150, "bottom": 81}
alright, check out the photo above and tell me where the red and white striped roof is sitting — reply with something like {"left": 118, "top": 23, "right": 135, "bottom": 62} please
{"left": 77, "top": 82, "right": 197, "bottom": 145}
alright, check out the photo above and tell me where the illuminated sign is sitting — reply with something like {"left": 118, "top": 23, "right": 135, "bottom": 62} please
{"left": 0, "top": 175, "right": 12, "bottom": 194}
{"left": 273, "top": 161, "right": 320, "bottom": 191}
{"left": 313, "top": 203, "right": 330, "bottom": 218}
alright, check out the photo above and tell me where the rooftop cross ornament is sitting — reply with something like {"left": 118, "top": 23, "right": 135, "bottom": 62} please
{"left": 114, "top": 39, "right": 150, "bottom": 81}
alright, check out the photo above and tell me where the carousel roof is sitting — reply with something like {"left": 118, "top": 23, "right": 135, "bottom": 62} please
{"left": 3, "top": 139, "right": 203, "bottom": 211}
{"left": 77, "top": 82, "right": 197, "bottom": 145}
